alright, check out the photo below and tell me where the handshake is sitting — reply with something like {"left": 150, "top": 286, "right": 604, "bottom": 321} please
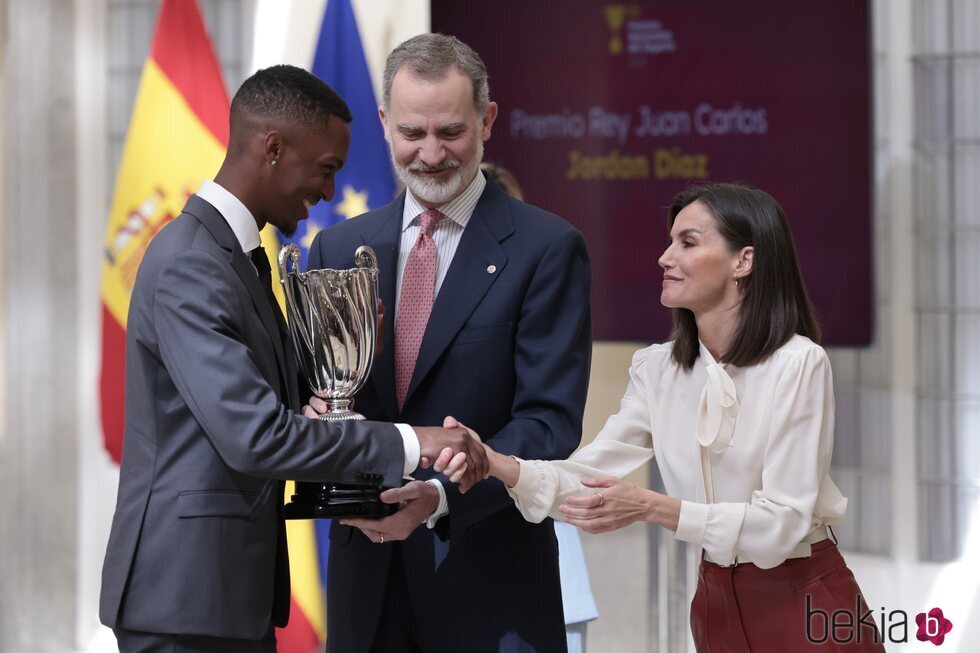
{"left": 303, "top": 398, "right": 489, "bottom": 493}
{"left": 413, "top": 417, "right": 489, "bottom": 492}
{"left": 304, "top": 398, "right": 517, "bottom": 544}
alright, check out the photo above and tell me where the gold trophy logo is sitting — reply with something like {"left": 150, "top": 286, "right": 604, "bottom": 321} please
{"left": 604, "top": 4, "right": 641, "bottom": 55}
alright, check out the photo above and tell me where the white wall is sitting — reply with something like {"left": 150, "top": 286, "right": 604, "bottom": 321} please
{"left": 841, "top": 1, "right": 980, "bottom": 650}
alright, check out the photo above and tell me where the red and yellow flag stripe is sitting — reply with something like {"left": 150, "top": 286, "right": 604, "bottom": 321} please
{"left": 99, "top": 0, "right": 228, "bottom": 461}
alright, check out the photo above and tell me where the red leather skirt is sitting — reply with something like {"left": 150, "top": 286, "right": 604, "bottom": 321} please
{"left": 691, "top": 540, "right": 885, "bottom": 652}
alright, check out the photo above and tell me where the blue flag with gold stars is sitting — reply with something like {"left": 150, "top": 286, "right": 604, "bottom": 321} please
{"left": 282, "top": 0, "right": 396, "bottom": 271}
{"left": 298, "top": 0, "right": 396, "bottom": 600}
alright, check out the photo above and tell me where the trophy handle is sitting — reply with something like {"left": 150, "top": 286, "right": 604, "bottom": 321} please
{"left": 278, "top": 242, "right": 302, "bottom": 279}
{"left": 354, "top": 245, "right": 378, "bottom": 273}
{"left": 277, "top": 243, "right": 316, "bottom": 355}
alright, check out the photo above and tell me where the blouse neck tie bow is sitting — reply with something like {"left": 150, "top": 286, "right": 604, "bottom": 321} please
{"left": 696, "top": 361, "right": 739, "bottom": 453}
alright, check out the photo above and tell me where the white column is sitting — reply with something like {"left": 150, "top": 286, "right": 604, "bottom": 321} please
{"left": 0, "top": 0, "right": 80, "bottom": 651}
{"left": 74, "top": 0, "right": 119, "bottom": 650}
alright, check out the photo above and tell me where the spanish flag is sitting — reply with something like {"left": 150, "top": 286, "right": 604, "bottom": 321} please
{"left": 99, "top": 0, "right": 229, "bottom": 462}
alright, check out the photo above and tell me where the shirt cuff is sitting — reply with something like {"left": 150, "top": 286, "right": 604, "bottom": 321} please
{"left": 424, "top": 479, "right": 449, "bottom": 529}
{"left": 397, "top": 424, "right": 419, "bottom": 477}
{"left": 510, "top": 458, "right": 540, "bottom": 496}
{"left": 674, "top": 499, "right": 708, "bottom": 544}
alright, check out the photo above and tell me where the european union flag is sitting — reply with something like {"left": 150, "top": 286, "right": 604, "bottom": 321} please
{"left": 285, "top": 0, "right": 396, "bottom": 592}
{"left": 281, "top": 0, "right": 396, "bottom": 273}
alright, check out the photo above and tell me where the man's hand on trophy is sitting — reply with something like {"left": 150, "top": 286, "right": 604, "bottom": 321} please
{"left": 414, "top": 422, "right": 488, "bottom": 493}
{"left": 340, "top": 480, "right": 437, "bottom": 543}
{"left": 301, "top": 395, "right": 328, "bottom": 419}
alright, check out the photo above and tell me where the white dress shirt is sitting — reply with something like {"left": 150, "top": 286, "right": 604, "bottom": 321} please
{"left": 508, "top": 334, "right": 848, "bottom": 569}
{"left": 196, "top": 180, "right": 420, "bottom": 475}
{"left": 197, "top": 179, "right": 261, "bottom": 253}
{"left": 395, "top": 171, "right": 487, "bottom": 525}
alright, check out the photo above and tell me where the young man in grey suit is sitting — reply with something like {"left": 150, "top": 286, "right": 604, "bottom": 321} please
{"left": 99, "top": 65, "right": 486, "bottom": 653}
{"left": 309, "top": 35, "right": 593, "bottom": 653}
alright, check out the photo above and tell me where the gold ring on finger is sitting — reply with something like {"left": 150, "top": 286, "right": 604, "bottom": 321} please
{"left": 595, "top": 491, "right": 604, "bottom": 507}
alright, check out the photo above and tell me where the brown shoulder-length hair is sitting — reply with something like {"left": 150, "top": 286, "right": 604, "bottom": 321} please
{"left": 668, "top": 183, "right": 821, "bottom": 369}
{"left": 480, "top": 162, "right": 525, "bottom": 200}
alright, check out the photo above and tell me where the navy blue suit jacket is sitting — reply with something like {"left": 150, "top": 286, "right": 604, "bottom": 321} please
{"left": 308, "top": 177, "right": 593, "bottom": 653}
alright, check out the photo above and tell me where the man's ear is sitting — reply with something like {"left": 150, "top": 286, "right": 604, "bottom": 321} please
{"left": 481, "top": 101, "right": 498, "bottom": 140}
{"left": 378, "top": 105, "right": 391, "bottom": 142}
{"left": 263, "top": 130, "right": 283, "bottom": 164}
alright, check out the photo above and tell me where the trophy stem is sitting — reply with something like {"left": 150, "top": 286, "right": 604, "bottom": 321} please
{"left": 317, "top": 397, "right": 365, "bottom": 421}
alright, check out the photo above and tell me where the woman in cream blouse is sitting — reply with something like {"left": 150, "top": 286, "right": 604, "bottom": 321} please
{"left": 455, "top": 183, "right": 884, "bottom": 651}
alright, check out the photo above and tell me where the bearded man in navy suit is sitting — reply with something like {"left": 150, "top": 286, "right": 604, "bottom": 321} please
{"left": 309, "top": 35, "right": 593, "bottom": 653}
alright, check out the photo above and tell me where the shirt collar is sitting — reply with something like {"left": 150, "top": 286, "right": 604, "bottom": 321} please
{"left": 197, "top": 179, "right": 261, "bottom": 253}
{"left": 402, "top": 169, "right": 487, "bottom": 232}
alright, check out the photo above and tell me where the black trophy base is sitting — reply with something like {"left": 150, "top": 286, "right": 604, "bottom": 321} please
{"left": 284, "top": 481, "right": 398, "bottom": 520}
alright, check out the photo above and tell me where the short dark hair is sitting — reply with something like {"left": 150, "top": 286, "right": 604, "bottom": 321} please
{"left": 383, "top": 33, "right": 490, "bottom": 115}
{"left": 667, "top": 183, "right": 821, "bottom": 370}
{"left": 230, "top": 64, "right": 352, "bottom": 132}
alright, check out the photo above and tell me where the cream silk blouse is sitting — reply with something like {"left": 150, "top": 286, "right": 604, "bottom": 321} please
{"left": 508, "top": 335, "right": 848, "bottom": 569}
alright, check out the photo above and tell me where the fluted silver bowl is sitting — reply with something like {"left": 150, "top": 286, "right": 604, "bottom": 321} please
{"left": 278, "top": 243, "right": 379, "bottom": 421}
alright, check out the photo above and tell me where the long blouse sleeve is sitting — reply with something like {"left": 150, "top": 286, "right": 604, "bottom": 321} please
{"left": 506, "top": 347, "right": 659, "bottom": 523}
{"left": 674, "top": 344, "right": 847, "bottom": 568}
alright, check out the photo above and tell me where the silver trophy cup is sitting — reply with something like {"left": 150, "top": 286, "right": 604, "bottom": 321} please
{"left": 278, "top": 242, "right": 395, "bottom": 519}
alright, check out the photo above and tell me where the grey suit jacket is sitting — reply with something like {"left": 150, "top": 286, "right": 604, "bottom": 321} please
{"left": 99, "top": 195, "right": 405, "bottom": 640}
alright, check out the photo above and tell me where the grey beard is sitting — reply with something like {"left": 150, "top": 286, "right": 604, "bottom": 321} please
{"left": 392, "top": 139, "right": 484, "bottom": 205}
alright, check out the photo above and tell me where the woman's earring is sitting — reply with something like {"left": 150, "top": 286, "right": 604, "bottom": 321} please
{"left": 733, "top": 275, "right": 740, "bottom": 288}
{"left": 270, "top": 159, "right": 278, "bottom": 166}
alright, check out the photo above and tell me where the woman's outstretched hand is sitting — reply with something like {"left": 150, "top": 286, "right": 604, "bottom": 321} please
{"left": 560, "top": 477, "right": 681, "bottom": 534}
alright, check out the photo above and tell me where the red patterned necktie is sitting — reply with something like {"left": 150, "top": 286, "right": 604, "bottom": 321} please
{"left": 395, "top": 209, "right": 445, "bottom": 410}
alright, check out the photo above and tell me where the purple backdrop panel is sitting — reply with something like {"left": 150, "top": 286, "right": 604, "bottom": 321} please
{"left": 433, "top": 0, "right": 872, "bottom": 344}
